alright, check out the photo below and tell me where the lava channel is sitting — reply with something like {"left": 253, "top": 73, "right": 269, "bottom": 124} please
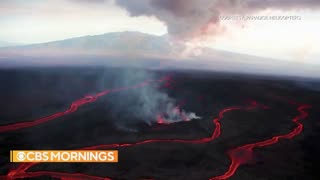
{"left": 0, "top": 76, "right": 170, "bottom": 133}
{"left": 0, "top": 75, "right": 311, "bottom": 180}
{"left": 2, "top": 101, "right": 261, "bottom": 180}
{"left": 210, "top": 104, "right": 312, "bottom": 180}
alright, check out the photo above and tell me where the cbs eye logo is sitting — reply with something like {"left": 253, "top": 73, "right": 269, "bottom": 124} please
{"left": 16, "top": 152, "right": 26, "bottom": 161}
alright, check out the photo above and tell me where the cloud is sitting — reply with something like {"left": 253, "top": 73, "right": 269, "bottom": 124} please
{"left": 114, "top": 0, "right": 320, "bottom": 39}
{"left": 246, "top": 0, "right": 320, "bottom": 10}
{"left": 116, "top": 0, "right": 223, "bottom": 39}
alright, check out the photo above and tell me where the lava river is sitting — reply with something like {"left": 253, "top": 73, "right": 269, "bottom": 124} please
{"left": 0, "top": 76, "right": 313, "bottom": 180}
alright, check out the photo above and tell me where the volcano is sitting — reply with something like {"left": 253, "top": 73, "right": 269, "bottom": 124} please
{"left": 0, "top": 67, "right": 319, "bottom": 180}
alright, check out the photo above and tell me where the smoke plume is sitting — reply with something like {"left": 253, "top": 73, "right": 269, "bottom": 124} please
{"left": 115, "top": 0, "right": 320, "bottom": 39}
{"left": 103, "top": 69, "right": 201, "bottom": 131}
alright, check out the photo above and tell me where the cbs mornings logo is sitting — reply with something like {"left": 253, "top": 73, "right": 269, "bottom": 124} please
{"left": 10, "top": 150, "right": 118, "bottom": 163}
{"left": 16, "top": 152, "right": 27, "bottom": 161}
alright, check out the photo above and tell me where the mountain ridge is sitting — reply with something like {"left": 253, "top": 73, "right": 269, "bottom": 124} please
{"left": 0, "top": 31, "right": 319, "bottom": 78}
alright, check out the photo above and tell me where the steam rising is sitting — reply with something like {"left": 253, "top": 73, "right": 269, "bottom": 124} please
{"left": 105, "top": 69, "right": 200, "bottom": 131}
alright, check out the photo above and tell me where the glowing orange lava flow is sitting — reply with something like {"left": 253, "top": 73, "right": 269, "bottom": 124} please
{"left": 0, "top": 76, "right": 170, "bottom": 133}
{"left": 0, "top": 74, "right": 312, "bottom": 180}
{"left": 156, "top": 101, "right": 188, "bottom": 124}
{"left": 210, "top": 104, "right": 312, "bottom": 180}
{"left": 2, "top": 100, "right": 260, "bottom": 179}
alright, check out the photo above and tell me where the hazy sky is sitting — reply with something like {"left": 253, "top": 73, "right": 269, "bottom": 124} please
{"left": 0, "top": 0, "right": 319, "bottom": 63}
